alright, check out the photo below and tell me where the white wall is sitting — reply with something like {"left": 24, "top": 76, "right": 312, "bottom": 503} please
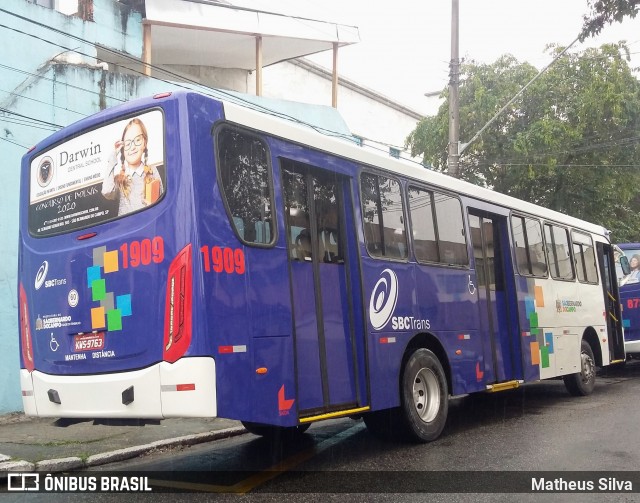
{"left": 262, "top": 60, "right": 424, "bottom": 158}
{"left": 165, "top": 59, "right": 425, "bottom": 159}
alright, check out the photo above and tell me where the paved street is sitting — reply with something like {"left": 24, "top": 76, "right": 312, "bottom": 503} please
{"left": 5, "top": 361, "right": 640, "bottom": 502}
{"left": 115, "top": 360, "right": 640, "bottom": 472}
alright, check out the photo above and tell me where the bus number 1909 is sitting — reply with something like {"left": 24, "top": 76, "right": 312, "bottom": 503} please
{"left": 200, "top": 246, "right": 245, "bottom": 274}
{"left": 120, "top": 237, "right": 164, "bottom": 268}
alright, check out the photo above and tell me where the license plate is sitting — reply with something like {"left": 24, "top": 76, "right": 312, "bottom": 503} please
{"left": 74, "top": 333, "right": 105, "bottom": 352}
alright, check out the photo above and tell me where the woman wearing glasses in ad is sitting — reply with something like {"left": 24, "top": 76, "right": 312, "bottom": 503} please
{"left": 101, "top": 117, "right": 163, "bottom": 216}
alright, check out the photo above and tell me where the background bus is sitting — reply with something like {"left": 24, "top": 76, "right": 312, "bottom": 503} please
{"left": 616, "top": 243, "right": 640, "bottom": 355}
{"left": 18, "top": 91, "right": 625, "bottom": 442}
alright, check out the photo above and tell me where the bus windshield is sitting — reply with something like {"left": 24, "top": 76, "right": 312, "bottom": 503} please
{"left": 616, "top": 245, "right": 640, "bottom": 285}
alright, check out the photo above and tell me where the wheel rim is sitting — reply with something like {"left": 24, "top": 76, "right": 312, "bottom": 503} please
{"left": 412, "top": 367, "right": 441, "bottom": 423}
{"left": 580, "top": 350, "right": 595, "bottom": 384}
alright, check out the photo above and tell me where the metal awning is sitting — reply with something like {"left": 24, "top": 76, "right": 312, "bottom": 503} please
{"left": 142, "top": 0, "right": 360, "bottom": 104}
{"left": 144, "top": 0, "right": 359, "bottom": 68}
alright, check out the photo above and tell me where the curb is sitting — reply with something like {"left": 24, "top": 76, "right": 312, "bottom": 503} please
{"left": 0, "top": 460, "right": 35, "bottom": 474}
{"left": 0, "top": 426, "right": 247, "bottom": 475}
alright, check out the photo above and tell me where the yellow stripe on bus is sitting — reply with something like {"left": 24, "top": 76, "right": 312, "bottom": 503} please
{"left": 299, "top": 406, "right": 371, "bottom": 424}
{"left": 486, "top": 380, "right": 520, "bottom": 392}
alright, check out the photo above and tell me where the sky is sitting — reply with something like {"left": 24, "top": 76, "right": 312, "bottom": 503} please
{"left": 242, "top": 0, "right": 640, "bottom": 115}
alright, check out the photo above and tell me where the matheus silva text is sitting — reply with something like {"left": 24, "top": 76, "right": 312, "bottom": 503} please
{"left": 532, "top": 477, "right": 633, "bottom": 492}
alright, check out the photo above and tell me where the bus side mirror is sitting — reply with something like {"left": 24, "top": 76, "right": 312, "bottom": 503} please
{"left": 620, "top": 256, "right": 631, "bottom": 276}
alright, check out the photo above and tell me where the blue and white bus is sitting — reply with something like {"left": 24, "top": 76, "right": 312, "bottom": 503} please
{"left": 615, "top": 243, "right": 640, "bottom": 355}
{"left": 18, "top": 91, "right": 625, "bottom": 442}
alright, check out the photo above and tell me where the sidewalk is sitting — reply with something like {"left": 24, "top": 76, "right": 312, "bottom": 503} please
{"left": 0, "top": 412, "right": 246, "bottom": 473}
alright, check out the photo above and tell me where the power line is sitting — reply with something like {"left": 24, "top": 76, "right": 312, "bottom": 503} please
{"left": 0, "top": 117, "right": 58, "bottom": 132}
{"left": 0, "top": 135, "right": 29, "bottom": 149}
{"left": 0, "top": 88, "right": 86, "bottom": 117}
{"left": 0, "top": 60, "right": 123, "bottom": 105}
{"left": 0, "top": 108, "right": 64, "bottom": 129}
{"left": 0, "top": 7, "right": 428, "bottom": 167}
{"left": 458, "top": 35, "right": 582, "bottom": 159}
{"left": 0, "top": 24, "right": 126, "bottom": 104}
{"left": 459, "top": 133, "right": 640, "bottom": 168}
{"left": 0, "top": 8, "right": 361, "bottom": 141}
{"left": 3, "top": 3, "right": 638, "bottom": 172}
{"left": 480, "top": 163, "right": 640, "bottom": 169}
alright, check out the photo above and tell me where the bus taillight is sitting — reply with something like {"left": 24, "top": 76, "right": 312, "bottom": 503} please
{"left": 163, "top": 244, "right": 193, "bottom": 363}
{"left": 19, "top": 283, "right": 34, "bottom": 372}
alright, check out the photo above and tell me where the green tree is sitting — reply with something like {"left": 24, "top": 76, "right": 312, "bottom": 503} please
{"left": 406, "top": 44, "right": 640, "bottom": 241}
{"left": 581, "top": 0, "right": 639, "bottom": 39}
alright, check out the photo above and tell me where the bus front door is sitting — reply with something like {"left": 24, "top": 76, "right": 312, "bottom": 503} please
{"left": 283, "top": 161, "right": 360, "bottom": 418}
{"left": 469, "top": 211, "right": 520, "bottom": 384}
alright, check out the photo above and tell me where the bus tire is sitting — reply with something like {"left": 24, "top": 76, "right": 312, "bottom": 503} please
{"left": 563, "top": 340, "right": 596, "bottom": 396}
{"left": 241, "top": 421, "right": 310, "bottom": 440}
{"left": 399, "top": 348, "right": 448, "bottom": 442}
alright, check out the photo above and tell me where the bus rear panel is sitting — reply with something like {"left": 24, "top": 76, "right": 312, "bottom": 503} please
{"left": 18, "top": 94, "right": 219, "bottom": 419}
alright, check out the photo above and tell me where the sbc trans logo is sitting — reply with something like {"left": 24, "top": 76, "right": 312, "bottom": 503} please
{"left": 369, "top": 269, "right": 398, "bottom": 330}
{"left": 34, "top": 261, "right": 48, "bottom": 290}
{"left": 368, "top": 268, "right": 431, "bottom": 332}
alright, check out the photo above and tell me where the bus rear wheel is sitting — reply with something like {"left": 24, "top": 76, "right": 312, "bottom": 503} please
{"left": 563, "top": 340, "right": 596, "bottom": 396}
{"left": 241, "top": 421, "right": 310, "bottom": 440}
{"left": 399, "top": 348, "right": 448, "bottom": 442}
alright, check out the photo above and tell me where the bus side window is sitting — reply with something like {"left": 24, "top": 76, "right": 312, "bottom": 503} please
{"left": 432, "top": 192, "right": 468, "bottom": 266}
{"left": 572, "top": 230, "right": 598, "bottom": 284}
{"left": 544, "top": 223, "right": 575, "bottom": 280}
{"left": 360, "top": 172, "right": 407, "bottom": 260}
{"left": 216, "top": 128, "right": 275, "bottom": 246}
{"left": 363, "top": 221, "right": 381, "bottom": 255}
{"left": 511, "top": 215, "right": 548, "bottom": 277}
{"left": 408, "top": 186, "right": 467, "bottom": 266}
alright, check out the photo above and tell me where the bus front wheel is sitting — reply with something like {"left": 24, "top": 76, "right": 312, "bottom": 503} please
{"left": 399, "top": 348, "right": 448, "bottom": 442}
{"left": 563, "top": 340, "right": 596, "bottom": 396}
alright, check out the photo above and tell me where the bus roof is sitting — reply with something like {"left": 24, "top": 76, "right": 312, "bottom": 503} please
{"left": 221, "top": 96, "right": 609, "bottom": 238}
{"left": 24, "top": 90, "right": 609, "bottom": 239}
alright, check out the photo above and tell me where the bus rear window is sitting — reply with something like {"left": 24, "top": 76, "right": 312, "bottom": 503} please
{"left": 216, "top": 128, "right": 274, "bottom": 246}
{"left": 28, "top": 109, "right": 166, "bottom": 237}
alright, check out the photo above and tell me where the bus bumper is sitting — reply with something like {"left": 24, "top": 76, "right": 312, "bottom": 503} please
{"left": 625, "top": 339, "right": 640, "bottom": 355}
{"left": 20, "top": 357, "right": 217, "bottom": 419}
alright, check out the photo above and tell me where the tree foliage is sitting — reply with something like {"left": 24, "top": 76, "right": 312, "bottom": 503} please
{"left": 581, "top": 0, "right": 639, "bottom": 39}
{"left": 405, "top": 44, "right": 640, "bottom": 241}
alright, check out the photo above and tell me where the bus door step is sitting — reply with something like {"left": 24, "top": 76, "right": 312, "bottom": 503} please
{"left": 485, "top": 380, "right": 523, "bottom": 393}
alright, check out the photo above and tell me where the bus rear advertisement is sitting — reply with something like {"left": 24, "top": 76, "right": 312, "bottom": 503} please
{"left": 18, "top": 91, "right": 626, "bottom": 442}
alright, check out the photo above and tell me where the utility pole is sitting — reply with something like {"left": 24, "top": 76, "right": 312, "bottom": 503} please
{"left": 446, "top": 0, "right": 578, "bottom": 178}
{"left": 448, "top": 0, "right": 461, "bottom": 178}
